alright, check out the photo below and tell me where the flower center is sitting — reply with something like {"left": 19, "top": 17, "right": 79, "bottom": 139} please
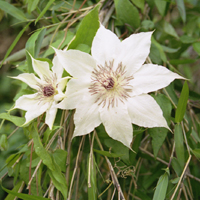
{"left": 89, "top": 61, "right": 133, "bottom": 108}
{"left": 43, "top": 85, "right": 55, "bottom": 97}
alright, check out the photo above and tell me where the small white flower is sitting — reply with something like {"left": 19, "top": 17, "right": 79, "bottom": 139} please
{"left": 13, "top": 54, "right": 69, "bottom": 129}
{"left": 54, "top": 25, "right": 184, "bottom": 148}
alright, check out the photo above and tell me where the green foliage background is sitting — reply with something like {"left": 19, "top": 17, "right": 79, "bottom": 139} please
{"left": 0, "top": 0, "right": 200, "bottom": 199}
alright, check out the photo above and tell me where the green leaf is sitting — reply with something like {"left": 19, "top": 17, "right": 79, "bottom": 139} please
{"left": 114, "top": 0, "right": 140, "bottom": 29}
{"left": 30, "top": 124, "right": 55, "bottom": 171}
{"left": 87, "top": 153, "right": 97, "bottom": 200}
{"left": 154, "top": 0, "right": 167, "bottom": 16}
{"left": 35, "top": 28, "right": 47, "bottom": 57}
{"left": 174, "top": 123, "right": 185, "bottom": 168}
{"left": 171, "top": 157, "right": 182, "bottom": 176}
{"left": 0, "top": 134, "right": 8, "bottom": 151}
{"left": 175, "top": 81, "right": 189, "bottom": 123}
{"left": 175, "top": 0, "right": 186, "bottom": 23}
{"left": 27, "top": 0, "right": 40, "bottom": 13}
{"left": 163, "top": 21, "right": 179, "bottom": 39}
{"left": 93, "top": 149, "right": 124, "bottom": 158}
{"left": 0, "top": 113, "right": 25, "bottom": 126}
{"left": 131, "top": 0, "right": 145, "bottom": 11}
{"left": 153, "top": 171, "right": 169, "bottom": 200}
{"left": 4, "top": 181, "right": 23, "bottom": 200}
{"left": 47, "top": 156, "right": 68, "bottom": 199}
{"left": 52, "top": 149, "right": 68, "bottom": 172}
{"left": 180, "top": 35, "right": 197, "bottom": 44}
{"left": 68, "top": 5, "right": 100, "bottom": 50}
{"left": 149, "top": 94, "right": 172, "bottom": 157}
{"left": 35, "top": 0, "right": 55, "bottom": 24}
{"left": 191, "top": 148, "right": 200, "bottom": 159}
{"left": 0, "top": 22, "right": 31, "bottom": 69}
{"left": 0, "top": 0, "right": 27, "bottom": 21}
{"left": 2, "top": 186, "right": 51, "bottom": 200}
{"left": 25, "top": 28, "right": 47, "bottom": 73}
{"left": 151, "top": 37, "right": 167, "bottom": 62}
{"left": 104, "top": 139, "right": 129, "bottom": 164}
{"left": 193, "top": 42, "right": 200, "bottom": 55}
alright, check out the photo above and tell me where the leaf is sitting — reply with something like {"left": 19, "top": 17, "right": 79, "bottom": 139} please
{"left": 175, "top": 0, "right": 186, "bottom": 23}
{"left": 193, "top": 42, "right": 200, "bottom": 55}
{"left": 191, "top": 148, "right": 200, "bottom": 159}
{"left": 35, "top": 0, "right": 55, "bottom": 24}
{"left": 52, "top": 149, "right": 68, "bottom": 172}
{"left": 104, "top": 139, "right": 129, "bottom": 164}
{"left": 0, "top": 22, "right": 31, "bottom": 69}
{"left": 25, "top": 28, "right": 47, "bottom": 73}
{"left": 0, "top": 134, "right": 8, "bottom": 151}
{"left": 87, "top": 153, "right": 97, "bottom": 200}
{"left": 2, "top": 186, "right": 51, "bottom": 200}
{"left": 30, "top": 124, "right": 55, "bottom": 171}
{"left": 154, "top": 0, "right": 167, "bottom": 16}
{"left": 114, "top": 0, "right": 140, "bottom": 29}
{"left": 0, "top": 113, "right": 25, "bottom": 126}
{"left": 47, "top": 156, "right": 68, "bottom": 199}
{"left": 171, "top": 157, "right": 182, "bottom": 176}
{"left": 151, "top": 37, "right": 167, "bottom": 62}
{"left": 175, "top": 81, "right": 189, "bottom": 123}
{"left": 0, "top": 0, "right": 27, "bottom": 21}
{"left": 27, "top": 0, "right": 40, "bottom": 13}
{"left": 174, "top": 123, "right": 185, "bottom": 168}
{"left": 180, "top": 35, "right": 197, "bottom": 44}
{"left": 4, "top": 180, "right": 23, "bottom": 200}
{"left": 153, "top": 171, "right": 169, "bottom": 200}
{"left": 149, "top": 94, "right": 172, "bottom": 157}
{"left": 163, "top": 21, "right": 179, "bottom": 39}
{"left": 93, "top": 149, "right": 124, "bottom": 158}
{"left": 131, "top": 0, "right": 145, "bottom": 11}
{"left": 68, "top": 5, "right": 100, "bottom": 50}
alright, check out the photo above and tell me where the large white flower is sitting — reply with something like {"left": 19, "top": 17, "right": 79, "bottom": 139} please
{"left": 13, "top": 55, "right": 69, "bottom": 129}
{"left": 54, "top": 25, "right": 184, "bottom": 148}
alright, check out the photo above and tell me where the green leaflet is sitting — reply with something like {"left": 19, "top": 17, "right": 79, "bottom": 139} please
{"left": 2, "top": 185, "right": 50, "bottom": 200}
{"left": 0, "top": 0, "right": 27, "bottom": 21}
{"left": 153, "top": 169, "right": 169, "bottom": 200}
{"left": 87, "top": 153, "right": 97, "bottom": 200}
{"left": 25, "top": 28, "right": 47, "bottom": 73}
{"left": 174, "top": 123, "right": 185, "bottom": 168}
{"left": 0, "top": 113, "right": 25, "bottom": 127}
{"left": 175, "top": 81, "right": 189, "bottom": 123}
{"left": 175, "top": 0, "right": 186, "bottom": 23}
{"left": 0, "top": 22, "right": 31, "bottom": 69}
{"left": 68, "top": 5, "right": 100, "bottom": 50}
{"left": 149, "top": 94, "right": 172, "bottom": 157}
{"left": 114, "top": 0, "right": 140, "bottom": 29}
{"left": 31, "top": 124, "right": 67, "bottom": 198}
{"left": 35, "top": 0, "right": 55, "bottom": 24}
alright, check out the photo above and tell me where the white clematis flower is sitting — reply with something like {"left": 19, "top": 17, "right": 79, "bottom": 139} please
{"left": 54, "top": 25, "right": 184, "bottom": 148}
{"left": 13, "top": 55, "right": 69, "bottom": 129}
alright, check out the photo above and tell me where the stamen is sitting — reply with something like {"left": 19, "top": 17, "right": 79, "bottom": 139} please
{"left": 89, "top": 61, "right": 134, "bottom": 108}
{"left": 43, "top": 85, "right": 55, "bottom": 97}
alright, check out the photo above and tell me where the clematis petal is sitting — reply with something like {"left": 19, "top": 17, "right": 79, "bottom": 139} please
{"left": 45, "top": 102, "right": 57, "bottom": 130}
{"left": 57, "top": 76, "right": 70, "bottom": 92}
{"left": 30, "top": 54, "right": 53, "bottom": 81}
{"left": 127, "top": 94, "right": 169, "bottom": 129}
{"left": 91, "top": 25, "right": 121, "bottom": 66}
{"left": 12, "top": 73, "right": 42, "bottom": 90}
{"left": 57, "top": 78, "right": 91, "bottom": 109}
{"left": 53, "top": 48, "right": 96, "bottom": 78}
{"left": 130, "top": 64, "right": 185, "bottom": 96}
{"left": 115, "top": 31, "right": 153, "bottom": 75}
{"left": 72, "top": 97, "right": 101, "bottom": 138}
{"left": 99, "top": 101, "right": 133, "bottom": 148}
{"left": 15, "top": 93, "right": 50, "bottom": 124}
{"left": 52, "top": 55, "right": 64, "bottom": 79}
